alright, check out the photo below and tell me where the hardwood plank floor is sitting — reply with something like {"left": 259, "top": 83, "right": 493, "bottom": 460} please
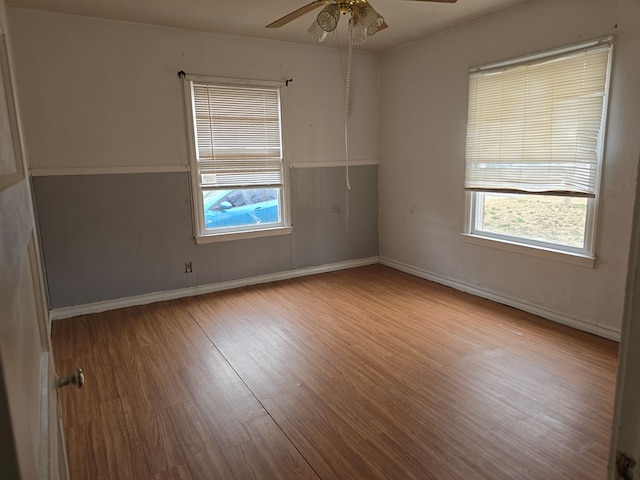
{"left": 52, "top": 265, "right": 618, "bottom": 479}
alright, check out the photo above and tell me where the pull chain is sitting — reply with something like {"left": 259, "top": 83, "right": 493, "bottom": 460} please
{"left": 344, "top": 22, "right": 355, "bottom": 231}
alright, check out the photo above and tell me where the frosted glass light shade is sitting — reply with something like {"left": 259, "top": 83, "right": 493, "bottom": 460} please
{"left": 317, "top": 4, "right": 340, "bottom": 32}
{"left": 360, "top": 6, "right": 384, "bottom": 35}
{"left": 308, "top": 20, "right": 328, "bottom": 42}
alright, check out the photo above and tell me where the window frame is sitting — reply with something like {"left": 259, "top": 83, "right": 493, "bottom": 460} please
{"left": 463, "top": 37, "right": 613, "bottom": 262}
{"left": 464, "top": 192, "right": 597, "bottom": 263}
{"left": 182, "top": 75, "right": 292, "bottom": 243}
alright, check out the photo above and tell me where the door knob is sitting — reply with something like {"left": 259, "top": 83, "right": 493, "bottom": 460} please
{"left": 57, "top": 368, "right": 84, "bottom": 389}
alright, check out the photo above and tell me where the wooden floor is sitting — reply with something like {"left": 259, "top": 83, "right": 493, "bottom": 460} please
{"left": 52, "top": 265, "right": 619, "bottom": 479}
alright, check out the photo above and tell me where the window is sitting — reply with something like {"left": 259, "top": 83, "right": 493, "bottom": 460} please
{"left": 183, "top": 76, "right": 290, "bottom": 242}
{"left": 464, "top": 38, "right": 612, "bottom": 258}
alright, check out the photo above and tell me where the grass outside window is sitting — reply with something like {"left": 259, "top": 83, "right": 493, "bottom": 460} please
{"left": 477, "top": 193, "right": 588, "bottom": 249}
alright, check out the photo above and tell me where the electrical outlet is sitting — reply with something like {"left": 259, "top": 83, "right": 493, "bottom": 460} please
{"left": 185, "top": 262, "right": 193, "bottom": 273}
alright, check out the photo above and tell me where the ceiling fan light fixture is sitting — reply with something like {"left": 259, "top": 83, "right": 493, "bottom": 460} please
{"left": 352, "top": 5, "right": 384, "bottom": 36}
{"left": 349, "top": 18, "right": 368, "bottom": 45}
{"left": 361, "top": 7, "right": 384, "bottom": 35}
{"left": 308, "top": 18, "right": 329, "bottom": 42}
{"left": 304, "top": 0, "right": 387, "bottom": 44}
{"left": 317, "top": 4, "right": 340, "bottom": 32}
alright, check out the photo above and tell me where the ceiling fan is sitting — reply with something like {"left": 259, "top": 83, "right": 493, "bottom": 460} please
{"left": 266, "top": 0, "right": 458, "bottom": 44}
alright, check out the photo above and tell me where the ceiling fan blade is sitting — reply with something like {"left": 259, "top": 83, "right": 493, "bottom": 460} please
{"left": 266, "top": 1, "right": 327, "bottom": 28}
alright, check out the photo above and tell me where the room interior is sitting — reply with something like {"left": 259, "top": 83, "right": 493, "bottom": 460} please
{"left": 1, "top": 0, "right": 640, "bottom": 478}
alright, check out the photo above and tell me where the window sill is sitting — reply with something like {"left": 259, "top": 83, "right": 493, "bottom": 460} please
{"left": 460, "top": 233, "right": 596, "bottom": 268}
{"left": 195, "top": 226, "right": 293, "bottom": 244}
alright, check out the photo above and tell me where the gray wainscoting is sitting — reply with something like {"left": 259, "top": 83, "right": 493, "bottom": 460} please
{"left": 33, "top": 165, "right": 378, "bottom": 308}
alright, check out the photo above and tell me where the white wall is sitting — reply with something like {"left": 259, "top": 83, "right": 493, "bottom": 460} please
{"left": 379, "top": 0, "right": 640, "bottom": 338}
{"left": 10, "top": 10, "right": 379, "bottom": 170}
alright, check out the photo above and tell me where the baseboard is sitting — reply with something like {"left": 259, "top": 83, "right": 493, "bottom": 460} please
{"left": 379, "top": 257, "right": 621, "bottom": 342}
{"left": 50, "top": 254, "right": 622, "bottom": 342}
{"left": 49, "top": 257, "right": 379, "bottom": 321}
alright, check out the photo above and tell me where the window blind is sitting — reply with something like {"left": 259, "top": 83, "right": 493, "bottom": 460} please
{"left": 464, "top": 42, "right": 611, "bottom": 197}
{"left": 192, "top": 83, "right": 283, "bottom": 188}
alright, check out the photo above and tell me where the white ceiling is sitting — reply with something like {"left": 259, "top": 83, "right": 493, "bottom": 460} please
{"left": 7, "top": 0, "right": 526, "bottom": 52}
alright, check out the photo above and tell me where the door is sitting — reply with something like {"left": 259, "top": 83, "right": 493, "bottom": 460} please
{"left": 0, "top": 233, "right": 68, "bottom": 480}
{"left": 0, "top": 7, "right": 69, "bottom": 478}
{"left": 608, "top": 154, "right": 640, "bottom": 479}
